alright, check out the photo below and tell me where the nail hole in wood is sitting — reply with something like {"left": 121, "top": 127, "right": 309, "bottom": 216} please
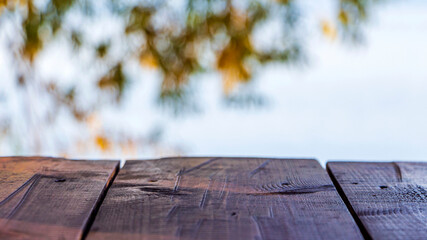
{"left": 379, "top": 185, "right": 388, "bottom": 189}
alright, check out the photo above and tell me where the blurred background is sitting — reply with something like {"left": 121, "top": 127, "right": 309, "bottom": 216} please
{"left": 0, "top": 0, "right": 426, "bottom": 165}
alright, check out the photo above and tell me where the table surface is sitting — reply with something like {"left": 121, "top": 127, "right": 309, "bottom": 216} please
{"left": 0, "top": 157, "right": 426, "bottom": 240}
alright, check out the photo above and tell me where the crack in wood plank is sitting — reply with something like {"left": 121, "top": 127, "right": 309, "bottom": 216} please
{"left": 254, "top": 184, "right": 335, "bottom": 195}
{"left": 249, "top": 160, "right": 271, "bottom": 177}
{"left": 7, "top": 174, "right": 41, "bottom": 219}
{"left": 251, "top": 216, "right": 265, "bottom": 240}
{"left": 218, "top": 175, "right": 228, "bottom": 199}
{"left": 269, "top": 206, "right": 274, "bottom": 218}
{"left": 199, "top": 178, "right": 212, "bottom": 209}
{"left": 392, "top": 162, "right": 403, "bottom": 182}
{"left": 0, "top": 174, "right": 39, "bottom": 207}
{"left": 174, "top": 168, "right": 185, "bottom": 192}
{"left": 166, "top": 205, "right": 179, "bottom": 222}
{"left": 179, "top": 158, "right": 220, "bottom": 175}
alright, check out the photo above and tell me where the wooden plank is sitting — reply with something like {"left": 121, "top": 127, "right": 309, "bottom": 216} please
{"left": 88, "top": 157, "right": 363, "bottom": 239}
{"left": 0, "top": 157, "right": 119, "bottom": 240}
{"left": 327, "top": 161, "right": 427, "bottom": 240}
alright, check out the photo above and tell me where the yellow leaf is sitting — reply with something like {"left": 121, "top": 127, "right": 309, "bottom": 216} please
{"left": 95, "top": 135, "right": 111, "bottom": 152}
{"left": 217, "top": 39, "right": 251, "bottom": 95}
{"left": 338, "top": 10, "right": 349, "bottom": 25}
{"left": 139, "top": 52, "right": 158, "bottom": 69}
{"left": 321, "top": 20, "right": 337, "bottom": 41}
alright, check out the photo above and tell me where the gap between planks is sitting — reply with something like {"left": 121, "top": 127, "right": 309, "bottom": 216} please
{"left": 81, "top": 163, "right": 120, "bottom": 239}
{"left": 326, "top": 164, "right": 372, "bottom": 240}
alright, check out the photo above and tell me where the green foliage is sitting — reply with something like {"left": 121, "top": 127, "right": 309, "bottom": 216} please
{"left": 1, "top": 0, "right": 377, "bottom": 108}
{"left": 0, "top": 0, "right": 382, "bottom": 154}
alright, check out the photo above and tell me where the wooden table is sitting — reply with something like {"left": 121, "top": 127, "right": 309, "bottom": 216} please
{"left": 0, "top": 157, "right": 426, "bottom": 239}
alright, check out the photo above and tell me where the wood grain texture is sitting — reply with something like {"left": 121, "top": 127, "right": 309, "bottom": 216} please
{"left": 0, "top": 157, "right": 119, "bottom": 240}
{"left": 327, "top": 162, "right": 427, "bottom": 240}
{"left": 88, "top": 157, "right": 362, "bottom": 240}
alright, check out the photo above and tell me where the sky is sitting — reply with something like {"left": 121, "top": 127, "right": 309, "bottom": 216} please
{"left": 1, "top": 0, "right": 427, "bottom": 165}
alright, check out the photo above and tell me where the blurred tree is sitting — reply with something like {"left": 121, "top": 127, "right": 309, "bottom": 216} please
{"left": 0, "top": 0, "right": 382, "bottom": 155}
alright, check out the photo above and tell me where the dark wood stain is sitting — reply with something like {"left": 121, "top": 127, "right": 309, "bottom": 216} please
{"left": 88, "top": 157, "right": 363, "bottom": 240}
{"left": 327, "top": 161, "right": 427, "bottom": 240}
{"left": 0, "top": 157, "right": 119, "bottom": 240}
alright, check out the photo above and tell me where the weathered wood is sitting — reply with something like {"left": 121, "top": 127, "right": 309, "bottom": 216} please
{"left": 0, "top": 157, "right": 119, "bottom": 240}
{"left": 88, "top": 157, "right": 362, "bottom": 239}
{"left": 327, "top": 162, "right": 427, "bottom": 240}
